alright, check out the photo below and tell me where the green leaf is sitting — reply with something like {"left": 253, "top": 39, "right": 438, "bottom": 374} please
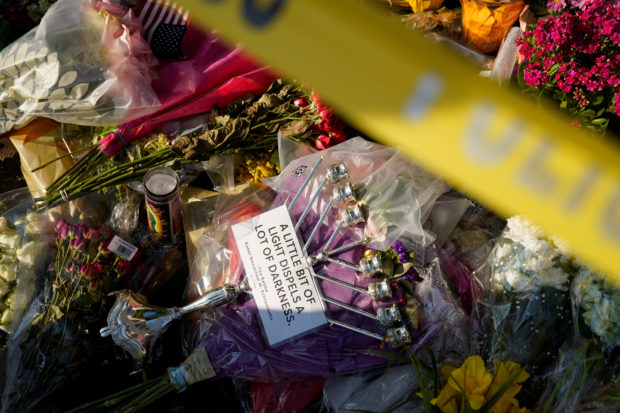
{"left": 548, "top": 63, "right": 560, "bottom": 76}
{"left": 591, "top": 118, "right": 608, "bottom": 126}
{"left": 360, "top": 348, "right": 410, "bottom": 363}
{"left": 426, "top": 348, "right": 439, "bottom": 397}
{"left": 580, "top": 109, "right": 596, "bottom": 118}
{"left": 592, "top": 95, "right": 605, "bottom": 106}
{"left": 517, "top": 64, "right": 527, "bottom": 90}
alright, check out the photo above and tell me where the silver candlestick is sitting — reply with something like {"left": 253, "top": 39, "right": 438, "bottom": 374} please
{"left": 100, "top": 282, "right": 249, "bottom": 366}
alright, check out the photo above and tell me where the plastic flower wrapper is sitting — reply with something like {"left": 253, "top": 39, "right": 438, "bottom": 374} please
{"left": 535, "top": 338, "right": 619, "bottom": 413}
{"left": 0, "top": 0, "right": 160, "bottom": 134}
{"left": 0, "top": 216, "right": 22, "bottom": 330}
{"left": 572, "top": 268, "right": 620, "bottom": 351}
{"left": 483, "top": 215, "right": 581, "bottom": 377}
{"left": 176, "top": 138, "right": 450, "bottom": 378}
{"left": 0, "top": 200, "right": 142, "bottom": 413}
{"left": 68, "top": 139, "right": 469, "bottom": 413}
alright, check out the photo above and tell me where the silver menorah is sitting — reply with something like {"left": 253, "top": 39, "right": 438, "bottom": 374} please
{"left": 100, "top": 159, "right": 412, "bottom": 366}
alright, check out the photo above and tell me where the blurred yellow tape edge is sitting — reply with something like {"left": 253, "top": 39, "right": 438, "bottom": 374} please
{"left": 177, "top": 0, "right": 620, "bottom": 283}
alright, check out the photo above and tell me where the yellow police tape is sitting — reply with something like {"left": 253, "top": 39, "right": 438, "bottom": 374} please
{"left": 177, "top": 0, "right": 620, "bottom": 283}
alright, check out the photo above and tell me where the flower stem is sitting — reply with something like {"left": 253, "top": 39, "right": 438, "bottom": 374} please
{"left": 31, "top": 144, "right": 97, "bottom": 173}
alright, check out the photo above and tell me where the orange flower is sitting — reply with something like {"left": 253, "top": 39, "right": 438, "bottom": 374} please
{"left": 407, "top": 0, "right": 445, "bottom": 13}
{"left": 461, "top": 0, "right": 525, "bottom": 53}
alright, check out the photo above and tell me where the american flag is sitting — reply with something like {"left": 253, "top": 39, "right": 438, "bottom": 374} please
{"left": 134, "top": 0, "right": 191, "bottom": 44}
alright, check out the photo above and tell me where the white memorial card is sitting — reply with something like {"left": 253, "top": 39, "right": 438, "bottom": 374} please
{"left": 231, "top": 205, "right": 327, "bottom": 347}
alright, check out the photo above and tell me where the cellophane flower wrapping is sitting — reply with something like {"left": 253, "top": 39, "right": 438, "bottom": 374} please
{"left": 0, "top": 192, "right": 146, "bottom": 413}
{"left": 533, "top": 269, "right": 619, "bottom": 412}
{"left": 181, "top": 138, "right": 482, "bottom": 379}
{"left": 0, "top": 0, "right": 159, "bottom": 134}
{"left": 483, "top": 216, "right": 581, "bottom": 377}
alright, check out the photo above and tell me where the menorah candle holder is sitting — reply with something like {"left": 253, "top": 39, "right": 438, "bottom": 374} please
{"left": 101, "top": 162, "right": 412, "bottom": 366}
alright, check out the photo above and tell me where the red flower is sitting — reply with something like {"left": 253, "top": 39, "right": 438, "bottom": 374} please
{"left": 293, "top": 98, "right": 309, "bottom": 108}
{"left": 315, "top": 134, "right": 333, "bottom": 150}
{"left": 115, "top": 260, "right": 133, "bottom": 276}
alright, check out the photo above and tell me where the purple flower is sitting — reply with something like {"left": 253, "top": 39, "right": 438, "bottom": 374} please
{"left": 548, "top": 0, "right": 567, "bottom": 12}
{"left": 400, "top": 267, "right": 422, "bottom": 283}
{"left": 392, "top": 241, "right": 406, "bottom": 255}
{"left": 392, "top": 241, "right": 411, "bottom": 263}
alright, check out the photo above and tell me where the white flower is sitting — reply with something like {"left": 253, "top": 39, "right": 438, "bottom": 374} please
{"left": 500, "top": 268, "right": 537, "bottom": 293}
{"left": 0, "top": 233, "right": 19, "bottom": 250}
{"left": 538, "top": 265, "right": 570, "bottom": 290}
{"left": 504, "top": 216, "right": 544, "bottom": 246}
{"left": 25, "top": 213, "right": 53, "bottom": 235}
{"left": 0, "top": 278, "right": 8, "bottom": 297}
{"left": 16, "top": 241, "right": 45, "bottom": 267}
{"left": 494, "top": 243, "right": 513, "bottom": 262}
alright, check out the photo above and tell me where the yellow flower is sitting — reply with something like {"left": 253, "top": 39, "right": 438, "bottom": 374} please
{"left": 407, "top": 0, "right": 444, "bottom": 13}
{"left": 488, "top": 359, "right": 529, "bottom": 413}
{"left": 431, "top": 356, "right": 493, "bottom": 412}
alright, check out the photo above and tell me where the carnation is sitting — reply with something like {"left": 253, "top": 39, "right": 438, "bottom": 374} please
{"left": 516, "top": 0, "right": 620, "bottom": 131}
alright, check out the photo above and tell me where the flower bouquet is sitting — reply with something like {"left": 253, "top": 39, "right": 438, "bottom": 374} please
{"left": 516, "top": 0, "right": 620, "bottom": 132}
{"left": 36, "top": 79, "right": 348, "bottom": 208}
{"left": 483, "top": 216, "right": 580, "bottom": 375}
{"left": 1, "top": 210, "right": 141, "bottom": 412}
{"left": 0, "top": 0, "right": 160, "bottom": 134}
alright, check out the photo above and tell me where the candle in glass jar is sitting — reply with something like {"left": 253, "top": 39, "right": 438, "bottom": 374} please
{"left": 144, "top": 167, "right": 182, "bottom": 244}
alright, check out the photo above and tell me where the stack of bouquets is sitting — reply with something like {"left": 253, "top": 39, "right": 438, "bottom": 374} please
{"left": 1, "top": 207, "right": 141, "bottom": 412}
{"left": 481, "top": 215, "right": 619, "bottom": 411}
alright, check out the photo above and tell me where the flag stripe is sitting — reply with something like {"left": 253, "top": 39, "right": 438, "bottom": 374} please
{"left": 147, "top": 0, "right": 171, "bottom": 43}
{"left": 135, "top": 0, "right": 190, "bottom": 44}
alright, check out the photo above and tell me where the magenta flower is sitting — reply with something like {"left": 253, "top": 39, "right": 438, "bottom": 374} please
{"left": 71, "top": 235, "right": 85, "bottom": 251}
{"left": 517, "top": 0, "right": 620, "bottom": 123}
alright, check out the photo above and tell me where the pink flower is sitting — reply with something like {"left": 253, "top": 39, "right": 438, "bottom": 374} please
{"left": 570, "top": 0, "right": 590, "bottom": 9}
{"left": 548, "top": 0, "right": 567, "bottom": 13}
{"left": 55, "top": 220, "right": 70, "bottom": 239}
{"left": 71, "top": 235, "right": 85, "bottom": 251}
